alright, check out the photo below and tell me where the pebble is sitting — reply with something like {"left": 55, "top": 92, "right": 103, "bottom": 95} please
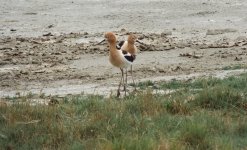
{"left": 161, "top": 31, "right": 172, "bottom": 37}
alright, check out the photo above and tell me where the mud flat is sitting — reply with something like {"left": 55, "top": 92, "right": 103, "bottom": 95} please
{"left": 1, "top": 0, "right": 247, "bottom": 37}
{"left": 1, "top": 0, "right": 247, "bottom": 98}
{"left": 1, "top": 68, "right": 246, "bottom": 99}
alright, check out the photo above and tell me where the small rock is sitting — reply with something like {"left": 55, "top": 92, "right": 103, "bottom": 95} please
{"left": 43, "top": 32, "right": 53, "bottom": 36}
{"left": 234, "top": 36, "right": 247, "bottom": 46}
{"left": 32, "top": 60, "right": 40, "bottom": 64}
{"left": 120, "top": 28, "right": 127, "bottom": 32}
{"left": 96, "top": 77, "right": 105, "bottom": 80}
{"left": 20, "top": 70, "right": 28, "bottom": 75}
{"left": 10, "top": 29, "right": 16, "bottom": 32}
{"left": 193, "top": 55, "right": 203, "bottom": 59}
{"left": 83, "top": 32, "right": 89, "bottom": 35}
{"left": 221, "top": 55, "right": 227, "bottom": 58}
{"left": 29, "top": 50, "right": 35, "bottom": 55}
{"left": 93, "top": 47, "right": 100, "bottom": 51}
{"left": 139, "top": 45, "right": 147, "bottom": 50}
{"left": 179, "top": 53, "right": 192, "bottom": 57}
{"left": 16, "top": 37, "right": 26, "bottom": 42}
{"left": 34, "top": 69, "right": 46, "bottom": 73}
{"left": 47, "top": 24, "right": 54, "bottom": 28}
{"left": 172, "top": 66, "right": 182, "bottom": 71}
{"left": 161, "top": 31, "right": 172, "bottom": 37}
{"left": 138, "top": 34, "right": 145, "bottom": 40}
{"left": 234, "top": 57, "right": 242, "bottom": 61}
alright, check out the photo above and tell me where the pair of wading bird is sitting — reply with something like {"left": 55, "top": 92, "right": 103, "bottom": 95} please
{"left": 98, "top": 32, "right": 143, "bottom": 97}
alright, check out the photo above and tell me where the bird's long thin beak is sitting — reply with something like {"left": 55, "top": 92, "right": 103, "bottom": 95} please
{"left": 136, "top": 40, "right": 146, "bottom": 45}
{"left": 96, "top": 39, "right": 106, "bottom": 45}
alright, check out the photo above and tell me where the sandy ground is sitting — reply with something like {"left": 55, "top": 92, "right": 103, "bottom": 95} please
{"left": 0, "top": 0, "right": 247, "bottom": 97}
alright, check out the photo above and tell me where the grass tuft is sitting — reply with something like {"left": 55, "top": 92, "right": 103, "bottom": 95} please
{"left": 179, "top": 122, "right": 210, "bottom": 149}
{"left": 222, "top": 64, "right": 246, "bottom": 70}
{"left": 165, "top": 99, "right": 190, "bottom": 115}
{"left": 194, "top": 86, "right": 245, "bottom": 110}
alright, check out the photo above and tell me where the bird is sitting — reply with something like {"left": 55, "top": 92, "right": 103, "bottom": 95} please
{"left": 117, "top": 33, "right": 138, "bottom": 91}
{"left": 104, "top": 32, "right": 136, "bottom": 97}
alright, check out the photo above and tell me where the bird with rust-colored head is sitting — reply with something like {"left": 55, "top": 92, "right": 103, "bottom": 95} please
{"left": 104, "top": 32, "right": 136, "bottom": 97}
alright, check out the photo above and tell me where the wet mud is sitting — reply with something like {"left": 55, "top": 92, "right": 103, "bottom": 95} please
{"left": 1, "top": 0, "right": 247, "bottom": 97}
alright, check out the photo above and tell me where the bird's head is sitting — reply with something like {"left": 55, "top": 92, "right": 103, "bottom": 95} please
{"left": 104, "top": 32, "right": 117, "bottom": 44}
{"left": 127, "top": 33, "right": 137, "bottom": 44}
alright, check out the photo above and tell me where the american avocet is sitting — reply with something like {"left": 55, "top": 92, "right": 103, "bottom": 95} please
{"left": 117, "top": 33, "right": 138, "bottom": 90}
{"left": 104, "top": 32, "right": 135, "bottom": 97}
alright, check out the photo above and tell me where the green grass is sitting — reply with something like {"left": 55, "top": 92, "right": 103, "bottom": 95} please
{"left": 1, "top": 73, "right": 247, "bottom": 149}
{"left": 137, "top": 73, "right": 247, "bottom": 91}
{"left": 222, "top": 64, "right": 247, "bottom": 70}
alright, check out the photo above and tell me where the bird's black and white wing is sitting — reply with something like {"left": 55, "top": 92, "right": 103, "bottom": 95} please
{"left": 121, "top": 50, "right": 136, "bottom": 63}
{"left": 116, "top": 41, "right": 125, "bottom": 50}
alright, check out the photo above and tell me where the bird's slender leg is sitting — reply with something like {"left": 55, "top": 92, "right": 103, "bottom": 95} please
{"left": 117, "top": 68, "right": 124, "bottom": 97}
{"left": 122, "top": 68, "right": 126, "bottom": 91}
{"left": 130, "top": 65, "right": 137, "bottom": 91}
{"left": 124, "top": 68, "right": 128, "bottom": 96}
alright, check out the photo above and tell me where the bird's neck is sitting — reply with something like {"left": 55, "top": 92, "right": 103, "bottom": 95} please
{"left": 127, "top": 43, "right": 136, "bottom": 54}
{"left": 108, "top": 42, "right": 117, "bottom": 54}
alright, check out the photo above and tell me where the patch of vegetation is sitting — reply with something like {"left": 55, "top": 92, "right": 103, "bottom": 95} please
{"left": 222, "top": 64, "right": 247, "bottom": 70}
{"left": 1, "top": 73, "right": 247, "bottom": 149}
{"left": 179, "top": 122, "right": 210, "bottom": 149}
{"left": 134, "top": 80, "right": 155, "bottom": 89}
{"left": 136, "top": 72, "right": 247, "bottom": 91}
{"left": 194, "top": 86, "right": 246, "bottom": 110}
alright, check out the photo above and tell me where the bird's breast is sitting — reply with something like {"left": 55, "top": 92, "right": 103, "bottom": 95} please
{"left": 109, "top": 51, "right": 132, "bottom": 68}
